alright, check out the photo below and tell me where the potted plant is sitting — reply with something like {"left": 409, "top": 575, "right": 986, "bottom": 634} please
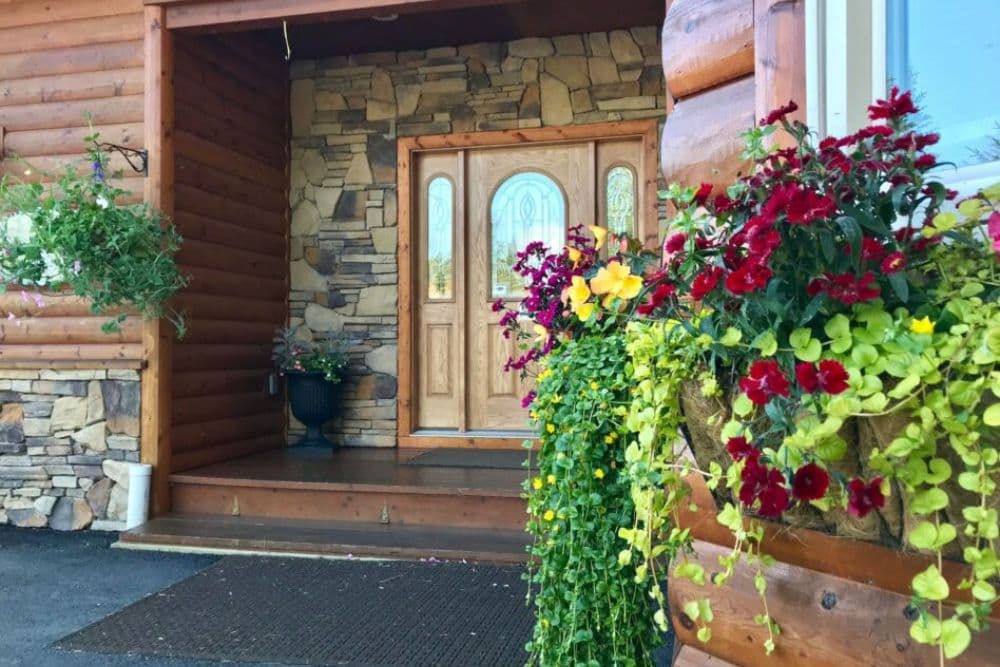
{"left": 272, "top": 326, "right": 349, "bottom": 448}
{"left": 498, "top": 90, "right": 999, "bottom": 665}
{"left": 0, "top": 135, "right": 186, "bottom": 334}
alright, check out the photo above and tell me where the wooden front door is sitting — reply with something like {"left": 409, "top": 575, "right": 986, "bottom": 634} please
{"left": 406, "top": 125, "right": 655, "bottom": 447}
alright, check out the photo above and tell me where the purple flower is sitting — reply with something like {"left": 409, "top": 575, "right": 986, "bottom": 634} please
{"left": 92, "top": 161, "right": 105, "bottom": 183}
{"left": 71, "top": 259, "right": 82, "bottom": 275}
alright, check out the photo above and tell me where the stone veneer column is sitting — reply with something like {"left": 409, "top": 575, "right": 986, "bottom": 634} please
{"left": 0, "top": 369, "right": 141, "bottom": 530}
{"left": 288, "top": 28, "right": 667, "bottom": 447}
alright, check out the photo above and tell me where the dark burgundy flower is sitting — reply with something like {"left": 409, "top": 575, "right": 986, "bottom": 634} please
{"left": 867, "top": 87, "right": 917, "bottom": 120}
{"left": 637, "top": 282, "right": 676, "bottom": 316}
{"left": 691, "top": 267, "right": 724, "bottom": 300}
{"left": 758, "top": 481, "right": 790, "bottom": 517}
{"left": 664, "top": 232, "right": 687, "bottom": 254}
{"left": 816, "top": 359, "right": 850, "bottom": 394}
{"left": 881, "top": 252, "right": 906, "bottom": 274}
{"left": 739, "top": 455, "right": 790, "bottom": 517}
{"left": 914, "top": 153, "right": 937, "bottom": 170}
{"left": 713, "top": 193, "right": 736, "bottom": 213}
{"left": 796, "top": 362, "right": 820, "bottom": 393}
{"left": 860, "top": 237, "right": 886, "bottom": 262}
{"left": 826, "top": 272, "right": 880, "bottom": 304}
{"left": 806, "top": 277, "right": 828, "bottom": 297}
{"left": 693, "top": 182, "right": 713, "bottom": 206}
{"left": 520, "top": 390, "right": 536, "bottom": 408}
{"left": 847, "top": 477, "right": 886, "bottom": 518}
{"left": 792, "top": 463, "right": 830, "bottom": 501}
{"left": 761, "top": 100, "right": 799, "bottom": 126}
{"left": 725, "top": 262, "right": 772, "bottom": 295}
{"left": 739, "top": 360, "right": 790, "bottom": 406}
{"left": 726, "top": 436, "right": 754, "bottom": 461}
{"left": 491, "top": 299, "right": 505, "bottom": 313}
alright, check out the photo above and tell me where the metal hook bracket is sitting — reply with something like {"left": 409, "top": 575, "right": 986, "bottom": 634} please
{"left": 99, "top": 142, "right": 148, "bottom": 175}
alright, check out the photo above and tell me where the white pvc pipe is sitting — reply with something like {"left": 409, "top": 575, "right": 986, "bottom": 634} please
{"left": 126, "top": 463, "right": 153, "bottom": 530}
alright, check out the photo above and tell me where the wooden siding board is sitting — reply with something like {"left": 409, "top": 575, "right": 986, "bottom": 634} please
{"left": 0, "top": 14, "right": 145, "bottom": 56}
{"left": 0, "top": 41, "right": 144, "bottom": 81}
{"left": 662, "top": 0, "right": 754, "bottom": 99}
{"left": 170, "top": 30, "right": 288, "bottom": 472}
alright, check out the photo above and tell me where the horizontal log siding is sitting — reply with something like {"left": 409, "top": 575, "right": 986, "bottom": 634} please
{"left": 170, "top": 32, "right": 289, "bottom": 473}
{"left": 0, "top": 0, "right": 145, "bottom": 366}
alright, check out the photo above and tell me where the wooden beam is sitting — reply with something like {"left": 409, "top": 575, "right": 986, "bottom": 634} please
{"left": 669, "top": 539, "right": 1000, "bottom": 666}
{"left": 154, "top": 0, "right": 515, "bottom": 31}
{"left": 142, "top": 4, "right": 175, "bottom": 517}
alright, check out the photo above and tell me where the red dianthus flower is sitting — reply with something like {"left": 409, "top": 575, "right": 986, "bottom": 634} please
{"left": 690, "top": 266, "right": 724, "bottom": 300}
{"left": 881, "top": 252, "right": 906, "bottom": 274}
{"left": 740, "top": 360, "right": 790, "bottom": 406}
{"left": 867, "top": 87, "right": 917, "bottom": 120}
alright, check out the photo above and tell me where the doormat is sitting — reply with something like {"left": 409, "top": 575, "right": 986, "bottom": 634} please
{"left": 405, "top": 448, "right": 530, "bottom": 470}
{"left": 56, "top": 557, "right": 531, "bottom": 667}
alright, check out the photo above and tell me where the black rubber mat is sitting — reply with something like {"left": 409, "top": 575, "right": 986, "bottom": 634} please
{"left": 57, "top": 557, "right": 531, "bottom": 667}
{"left": 405, "top": 448, "right": 529, "bottom": 470}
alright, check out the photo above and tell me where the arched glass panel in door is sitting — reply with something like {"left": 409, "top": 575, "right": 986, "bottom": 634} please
{"left": 426, "top": 176, "right": 454, "bottom": 300}
{"left": 606, "top": 165, "right": 636, "bottom": 237}
{"left": 490, "top": 171, "right": 566, "bottom": 299}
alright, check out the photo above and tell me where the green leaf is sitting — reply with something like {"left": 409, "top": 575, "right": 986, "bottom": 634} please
{"left": 925, "top": 458, "right": 952, "bottom": 485}
{"left": 887, "top": 272, "right": 909, "bottom": 303}
{"left": 789, "top": 328, "right": 813, "bottom": 350}
{"left": 912, "top": 565, "right": 950, "bottom": 601}
{"left": 696, "top": 627, "right": 712, "bottom": 643}
{"left": 984, "top": 404, "right": 1000, "bottom": 427}
{"left": 824, "top": 314, "right": 851, "bottom": 340}
{"left": 752, "top": 331, "right": 779, "bottom": 357}
{"left": 851, "top": 343, "right": 879, "bottom": 368}
{"left": 941, "top": 618, "right": 971, "bottom": 659}
{"left": 909, "top": 521, "right": 937, "bottom": 550}
{"left": 911, "top": 488, "right": 949, "bottom": 514}
{"left": 683, "top": 600, "right": 701, "bottom": 622}
{"left": 719, "top": 327, "right": 743, "bottom": 347}
{"left": 794, "top": 339, "right": 822, "bottom": 362}
{"left": 733, "top": 393, "right": 754, "bottom": 418}
{"left": 972, "top": 581, "right": 996, "bottom": 602}
{"left": 910, "top": 615, "right": 942, "bottom": 644}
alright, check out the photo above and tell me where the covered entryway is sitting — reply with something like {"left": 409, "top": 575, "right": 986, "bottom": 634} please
{"left": 128, "top": 0, "right": 666, "bottom": 560}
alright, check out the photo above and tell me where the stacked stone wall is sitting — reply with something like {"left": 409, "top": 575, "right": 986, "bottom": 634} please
{"left": 0, "top": 369, "right": 140, "bottom": 530}
{"left": 289, "top": 28, "right": 666, "bottom": 446}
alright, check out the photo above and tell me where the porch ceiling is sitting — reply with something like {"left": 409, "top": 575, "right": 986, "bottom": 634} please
{"left": 283, "top": 0, "right": 664, "bottom": 59}
{"left": 150, "top": 0, "right": 663, "bottom": 56}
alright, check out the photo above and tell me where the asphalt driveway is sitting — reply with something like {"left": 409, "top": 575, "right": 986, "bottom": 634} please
{"left": 0, "top": 526, "right": 284, "bottom": 667}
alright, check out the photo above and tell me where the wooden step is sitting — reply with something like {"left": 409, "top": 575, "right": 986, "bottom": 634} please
{"left": 117, "top": 514, "right": 531, "bottom": 564}
{"left": 168, "top": 447, "right": 529, "bottom": 531}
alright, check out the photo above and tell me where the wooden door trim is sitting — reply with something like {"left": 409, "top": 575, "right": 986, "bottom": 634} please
{"left": 397, "top": 120, "right": 659, "bottom": 446}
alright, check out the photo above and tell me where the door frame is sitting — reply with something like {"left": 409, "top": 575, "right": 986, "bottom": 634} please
{"left": 396, "top": 119, "right": 660, "bottom": 449}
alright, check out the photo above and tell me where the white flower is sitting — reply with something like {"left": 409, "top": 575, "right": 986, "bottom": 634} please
{"left": 2, "top": 213, "right": 34, "bottom": 244}
{"left": 39, "top": 250, "right": 64, "bottom": 286}
{"left": 96, "top": 196, "right": 110, "bottom": 210}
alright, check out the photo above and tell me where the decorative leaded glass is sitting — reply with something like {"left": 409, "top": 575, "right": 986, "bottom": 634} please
{"left": 490, "top": 172, "right": 566, "bottom": 298}
{"left": 427, "top": 176, "right": 454, "bottom": 299}
{"left": 606, "top": 165, "right": 636, "bottom": 237}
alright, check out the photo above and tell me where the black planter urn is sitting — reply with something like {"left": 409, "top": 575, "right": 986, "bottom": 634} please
{"left": 286, "top": 371, "right": 340, "bottom": 449}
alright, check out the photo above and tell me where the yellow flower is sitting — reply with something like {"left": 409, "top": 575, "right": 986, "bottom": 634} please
{"left": 590, "top": 261, "right": 643, "bottom": 306}
{"left": 546, "top": 474, "right": 556, "bottom": 485}
{"left": 594, "top": 468, "right": 605, "bottom": 480}
{"left": 589, "top": 225, "right": 608, "bottom": 251}
{"left": 533, "top": 323, "right": 549, "bottom": 343}
{"left": 546, "top": 423, "right": 555, "bottom": 433}
{"left": 529, "top": 410, "right": 538, "bottom": 420}
{"left": 543, "top": 509, "right": 555, "bottom": 521}
{"left": 589, "top": 381, "right": 599, "bottom": 390}
{"left": 574, "top": 301, "right": 595, "bottom": 321}
{"left": 603, "top": 434, "right": 615, "bottom": 445}
{"left": 537, "top": 368, "right": 552, "bottom": 381}
{"left": 531, "top": 477, "right": 543, "bottom": 490}
{"left": 566, "top": 246, "right": 583, "bottom": 266}
{"left": 566, "top": 275, "right": 591, "bottom": 304}
{"left": 911, "top": 316, "right": 935, "bottom": 335}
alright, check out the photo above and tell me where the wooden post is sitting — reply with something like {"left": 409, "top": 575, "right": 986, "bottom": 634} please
{"left": 142, "top": 5, "right": 175, "bottom": 516}
{"left": 754, "top": 0, "right": 807, "bottom": 145}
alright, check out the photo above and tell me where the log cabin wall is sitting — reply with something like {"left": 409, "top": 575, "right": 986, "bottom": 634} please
{"left": 169, "top": 32, "right": 290, "bottom": 472}
{"left": 0, "top": 0, "right": 146, "bottom": 365}
{"left": 0, "top": 1, "right": 147, "bottom": 529}
{"left": 660, "top": 0, "right": 805, "bottom": 188}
